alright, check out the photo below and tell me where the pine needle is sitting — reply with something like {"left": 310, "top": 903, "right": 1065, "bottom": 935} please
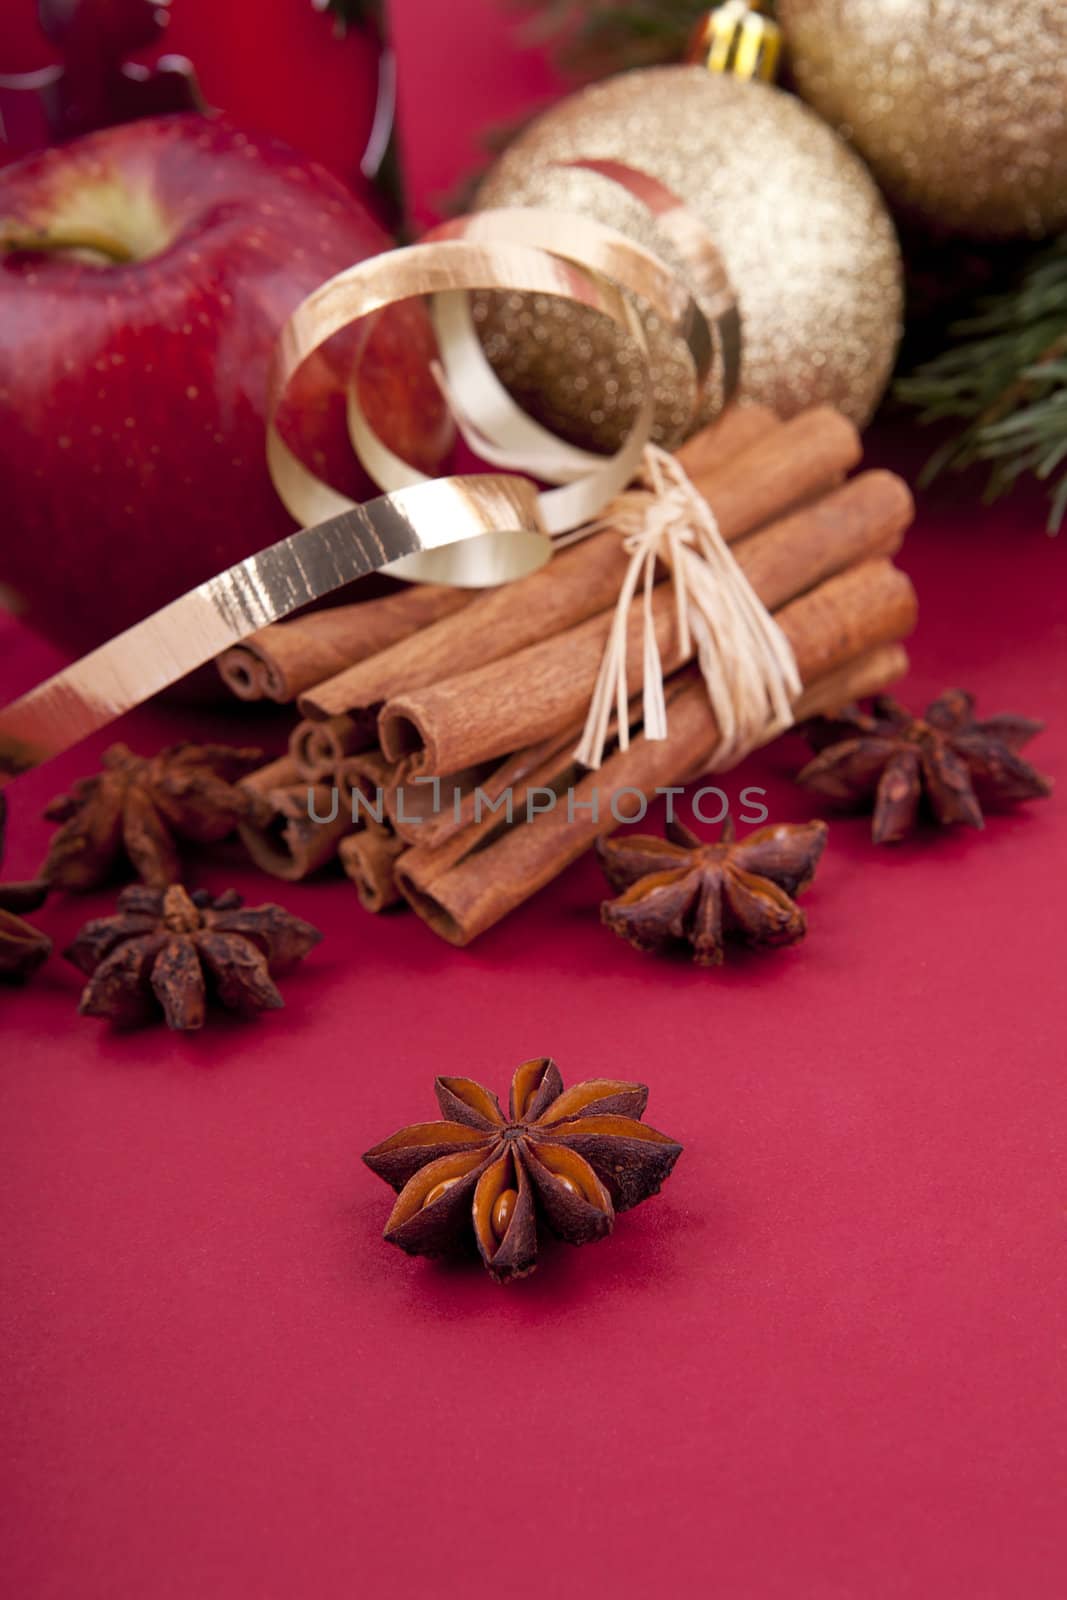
{"left": 508, "top": 1, "right": 714, "bottom": 78}
{"left": 897, "top": 238, "right": 1067, "bottom": 533}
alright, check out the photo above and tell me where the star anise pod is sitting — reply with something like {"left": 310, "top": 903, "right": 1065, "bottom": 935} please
{"left": 65, "top": 883, "right": 321, "bottom": 1031}
{"left": 798, "top": 689, "right": 1052, "bottom": 844}
{"left": 363, "top": 1058, "right": 682, "bottom": 1283}
{"left": 597, "top": 816, "right": 828, "bottom": 967}
{"left": 0, "top": 792, "right": 52, "bottom": 982}
{"left": 41, "top": 742, "right": 265, "bottom": 891}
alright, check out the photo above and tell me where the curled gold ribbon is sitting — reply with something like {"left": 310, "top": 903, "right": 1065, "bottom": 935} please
{"left": 0, "top": 475, "right": 542, "bottom": 783}
{"left": 271, "top": 220, "right": 715, "bottom": 574}
{"left": 343, "top": 190, "right": 738, "bottom": 558}
{"left": 267, "top": 235, "right": 650, "bottom": 566}
{"left": 274, "top": 172, "right": 740, "bottom": 574}
{"left": 559, "top": 159, "right": 742, "bottom": 411}
{"left": 422, "top": 208, "right": 708, "bottom": 534}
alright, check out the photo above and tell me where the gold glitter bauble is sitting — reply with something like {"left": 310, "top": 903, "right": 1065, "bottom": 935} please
{"left": 473, "top": 66, "right": 902, "bottom": 451}
{"left": 779, "top": 0, "right": 1067, "bottom": 239}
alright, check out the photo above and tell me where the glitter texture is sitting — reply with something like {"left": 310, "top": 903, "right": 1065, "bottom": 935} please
{"left": 781, "top": 0, "right": 1067, "bottom": 239}
{"left": 474, "top": 67, "right": 902, "bottom": 450}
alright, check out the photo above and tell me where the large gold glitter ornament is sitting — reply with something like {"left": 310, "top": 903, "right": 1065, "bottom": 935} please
{"left": 474, "top": 67, "right": 901, "bottom": 450}
{"left": 779, "top": 0, "right": 1067, "bottom": 239}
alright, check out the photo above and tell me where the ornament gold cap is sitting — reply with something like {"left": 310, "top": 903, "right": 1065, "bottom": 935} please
{"left": 686, "top": 2, "right": 782, "bottom": 83}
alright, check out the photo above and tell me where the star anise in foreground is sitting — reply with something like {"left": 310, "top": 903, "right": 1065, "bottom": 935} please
{"left": 597, "top": 816, "right": 828, "bottom": 967}
{"left": 65, "top": 884, "right": 321, "bottom": 1031}
{"left": 798, "top": 690, "right": 1052, "bottom": 844}
{"left": 363, "top": 1058, "right": 682, "bottom": 1283}
{"left": 0, "top": 793, "right": 52, "bottom": 982}
{"left": 41, "top": 742, "right": 266, "bottom": 891}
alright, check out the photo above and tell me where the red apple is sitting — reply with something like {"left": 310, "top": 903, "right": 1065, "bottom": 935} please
{"left": 0, "top": 113, "right": 451, "bottom": 655}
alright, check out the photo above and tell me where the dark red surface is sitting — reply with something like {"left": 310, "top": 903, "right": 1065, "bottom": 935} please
{"left": 3, "top": 6, "right": 1067, "bottom": 1594}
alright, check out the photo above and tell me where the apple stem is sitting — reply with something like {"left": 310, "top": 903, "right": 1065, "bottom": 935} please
{"left": 0, "top": 222, "right": 134, "bottom": 265}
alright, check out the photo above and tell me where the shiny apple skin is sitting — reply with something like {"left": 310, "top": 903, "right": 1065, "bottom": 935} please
{"left": 0, "top": 114, "right": 451, "bottom": 654}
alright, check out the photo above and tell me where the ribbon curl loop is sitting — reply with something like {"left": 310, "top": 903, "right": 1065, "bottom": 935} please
{"left": 276, "top": 218, "right": 721, "bottom": 573}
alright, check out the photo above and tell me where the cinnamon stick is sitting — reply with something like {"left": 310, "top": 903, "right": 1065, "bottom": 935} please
{"left": 393, "top": 678, "right": 718, "bottom": 943}
{"left": 397, "top": 560, "right": 916, "bottom": 943}
{"left": 396, "top": 743, "right": 576, "bottom": 891}
{"left": 240, "top": 754, "right": 300, "bottom": 794}
{"left": 298, "top": 404, "right": 856, "bottom": 723}
{"left": 395, "top": 677, "right": 694, "bottom": 894}
{"left": 729, "top": 470, "right": 913, "bottom": 610}
{"left": 337, "top": 750, "right": 397, "bottom": 833}
{"left": 342, "top": 752, "right": 498, "bottom": 846}
{"left": 339, "top": 829, "right": 405, "bottom": 912}
{"left": 237, "top": 780, "right": 351, "bottom": 880}
{"left": 389, "top": 465, "right": 912, "bottom": 838}
{"left": 416, "top": 727, "right": 578, "bottom": 851}
{"left": 238, "top": 754, "right": 301, "bottom": 827}
{"left": 216, "top": 584, "right": 471, "bottom": 703}
{"left": 383, "top": 763, "right": 495, "bottom": 845}
{"left": 379, "top": 470, "right": 913, "bottom": 775}
{"left": 298, "top": 529, "right": 634, "bottom": 723}
{"left": 686, "top": 404, "right": 861, "bottom": 526}
{"left": 289, "top": 716, "right": 360, "bottom": 781}
{"left": 396, "top": 639, "right": 911, "bottom": 908}
{"left": 673, "top": 402, "right": 777, "bottom": 474}
{"left": 792, "top": 642, "right": 910, "bottom": 721}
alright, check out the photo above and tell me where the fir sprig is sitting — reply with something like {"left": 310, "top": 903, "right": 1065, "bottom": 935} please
{"left": 897, "top": 238, "right": 1067, "bottom": 532}
{"left": 510, "top": 1, "right": 715, "bottom": 78}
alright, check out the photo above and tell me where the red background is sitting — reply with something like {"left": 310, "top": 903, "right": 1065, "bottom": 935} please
{"left": 0, "top": 0, "right": 381, "bottom": 180}
{"left": 2, "top": 4, "right": 1066, "bottom": 1596}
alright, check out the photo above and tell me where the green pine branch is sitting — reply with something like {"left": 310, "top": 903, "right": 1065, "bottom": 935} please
{"left": 897, "top": 237, "right": 1067, "bottom": 532}
{"left": 509, "top": 1, "right": 716, "bottom": 78}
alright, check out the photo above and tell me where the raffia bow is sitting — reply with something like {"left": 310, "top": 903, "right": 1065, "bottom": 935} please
{"left": 569, "top": 446, "right": 801, "bottom": 771}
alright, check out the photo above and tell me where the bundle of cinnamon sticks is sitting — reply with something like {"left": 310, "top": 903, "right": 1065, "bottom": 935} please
{"left": 221, "top": 403, "right": 917, "bottom": 943}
